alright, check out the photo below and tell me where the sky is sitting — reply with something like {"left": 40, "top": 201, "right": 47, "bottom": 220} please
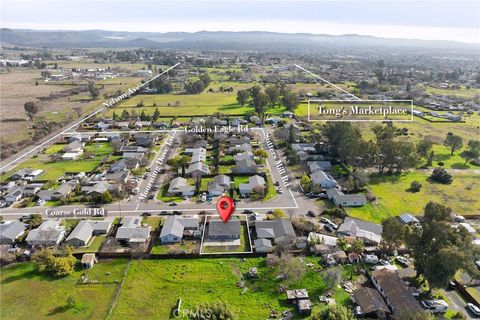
{"left": 1, "top": 0, "right": 479, "bottom": 43}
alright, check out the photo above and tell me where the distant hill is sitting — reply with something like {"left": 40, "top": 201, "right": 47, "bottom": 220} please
{"left": 0, "top": 28, "right": 477, "bottom": 52}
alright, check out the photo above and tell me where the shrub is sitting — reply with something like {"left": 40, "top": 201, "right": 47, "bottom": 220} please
{"left": 409, "top": 181, "right": 422, "bottom": 192}
{"left": 430, "top": 167, "right": 453, "bottom": 184}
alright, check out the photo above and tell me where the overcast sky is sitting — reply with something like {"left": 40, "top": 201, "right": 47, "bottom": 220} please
{"left": 1, "top": 0, "right": 479, "bottom": 43}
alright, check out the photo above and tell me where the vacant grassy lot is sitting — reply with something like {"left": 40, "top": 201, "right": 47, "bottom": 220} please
{"left": 110, "top": 257, "right": 353, "bottom": 320}
{"left": 0, "top": 259, "right": 128, "bottom": 320}
{"left": 347, "top": 170, "right": 480, "bottom": 223}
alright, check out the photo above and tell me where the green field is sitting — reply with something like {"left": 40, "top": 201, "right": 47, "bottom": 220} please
{"left": 425, "top": 85, "right": 480, "bottom": 98}
{"left": 110, "top": 257, "right": 353, "bottom": 320}
{"left": 347, "top": 170, "right": 480, "bottom": 223}
{"left": 0, "top": 259, "right": 128, "bottom": 320}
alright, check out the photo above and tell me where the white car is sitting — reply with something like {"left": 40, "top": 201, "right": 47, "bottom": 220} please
{"left": 396, "top": 256, "right": 410, "bottom": 267}
{"left": 421, "top": 299, "right": 448, "bottom": 313}
{"left": 467, "top": 303, "right": 480, "bottom": 316}
{"left": 36, "top": 199, "right": 46, "bottom": 206}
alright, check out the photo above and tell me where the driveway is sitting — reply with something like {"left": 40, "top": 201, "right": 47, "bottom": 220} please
{"left": 442, "top": 289, "right": 475, "bottom": 319}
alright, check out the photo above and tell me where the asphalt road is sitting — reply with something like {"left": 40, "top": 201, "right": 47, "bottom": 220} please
{"left": 442, "top": 289, "right": 476, "bottom": 319}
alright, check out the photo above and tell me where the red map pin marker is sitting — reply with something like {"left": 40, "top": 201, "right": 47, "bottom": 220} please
{"left": 216, "top": 196, "right": 235, "bottom": 223}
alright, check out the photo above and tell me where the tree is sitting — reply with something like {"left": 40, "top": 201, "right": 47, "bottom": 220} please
{"left": 32, "top": 248, "right": 55, "bottom": 272}
{"left": 430, "top": 167, "right": 453, "bottom": 184}
{"left": 112, "top": 110, "right": 118, "bottom": 121}
{"left": 300, "top": 174, "right": 312, "bottom": 192}
{"left": 351, "top": 239, "right": 364, "bottom": 254}
{"left": 444, "top": 132, "right": 463, "bottom": 155}
{"left": 417, "top": 139, "right": 433, "bottom": 160}
{"left": 312, "top": 305, "right": 355, "bottom": 320}
{"left": 236, "top": 89, "right": 249, "bottom": 107}
{"left": 152, "top": 107, "right": 161, "bottom": 121}
{"left": 24, "top": 101, "right": 39, "bottom": 121}
{"left": 336, "top": 238, "right": 349, "bottom": 251}
{"left": 121, "top": 109, "right": 130, "bottom": 120}
{"left": 265, "top": 86, "right": 280, "bottom": 107}
{"left": 27, "top": 214, "right": 43, "bottom": 228}
{"left": 32, "top": 247, "right": 76, "bottom": 277}
{"left": 460, "top": 140, "right": 480, "bottom": 164}
{"left": 406, "top": 202, "right": 480, "bottom": 288}
{"left": 101, "top": 191, "right": 113, "bottom": 204}
{"left": 274, "top": 253, "right": 306, "bottom": 284}
{"left": 253, "top": 149, "right": 268, "bottom": 160}
{"left": 272, "top": 209, "right": 286, "bottom": 218}
{"left": 382, "top": 216, "right": 407, "bottom": 251}
{"left": 87, "top": 81, "right": 99, "bottom": 99}
{"left": 282, "top": 90, "right": 300, "bottom": 111}
{"left": 409, "top": 181, "right": 422, "bottom": 192}
{"left": 252, "top": 92, "right": 270, "bottom": 118}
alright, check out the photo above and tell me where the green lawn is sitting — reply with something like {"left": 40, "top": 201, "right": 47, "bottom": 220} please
{"left": 141, "top": 216, "right": 164, "bottom": 231}
{"left": 110, "top": 257, "right": 353, "bottom": 320}
{"left": 150, "top": 240, "right": 198, "bottom": 255}
{"left": 0, "top": 158, "right": 102, "bottom": 182}
{"left": 73, "top": 235, "right": 106, "bottom": 254}
{"left": 347, "top": 170, "right": 480, "bottom": 223}
{"left": 233, "top": 176, "right": 250, "bottom": 188}
{"left": 157, "top": 183, "right": 184, "bottom": 203}
{"left": 0, "top": 259, "right": 128, "bottom": 320}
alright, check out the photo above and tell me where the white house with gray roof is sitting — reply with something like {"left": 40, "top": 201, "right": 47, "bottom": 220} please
{"left": 160, "top": 215, "right": 200, "bottom": 243}
{"left": 26, "top": 219, "right": 66, "bottom": 246}
{"left": 115, "top": 217, "right": 151, "bottom": 243}
{"left": 207, "top": 174, "right": 231, "bottom": 196}
{"left": 0, "top": 221, "right": 27, "bottom": 244}
{"left": 239, "top": 175, "right": 265, "bottom": 196}
{"left": 337, "top": 217, "right": 382, "bottom": 245}
{"left": 65, "top": 220, "right": 113, "bottom": 247}
{"left": 310, "top": 170, "right": 337, "bottom": 190}
{"left": 167, "top": 177, "right": 195, "bottom": 196}
{"left": 255, "top": 218, "right": 296, "bottom": 244}
{"left": 326, "top": 188, "right": 367, "bottom": 207}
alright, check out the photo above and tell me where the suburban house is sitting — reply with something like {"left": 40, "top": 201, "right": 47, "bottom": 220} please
{"left": 326, "top": 188, "right": 367, "bottom": 207}
{"left": 239, "top": 175, "right": 265, "bottom": 196}
{"left": 65, "top": 220, "right": 112, "bottom": 247}
{"left": 398, "top": 213, "right": 420, "bottom": 225}
{"left": 310, "top": 170, "right": 338, "bottom": 190}
{"left": 185, "top": 148, "right": 207, "bottom": 163}
{"left": 233, "top": 157, "right": 257, "bottom": 174}
{"left": 159, "top": 215, "right": 200, "bottom": 243}
{"left": 255, "top": 218, "right": 296, "bottom": 244}
{"left": 207, "top": 174, "right": 231, "bottom": 196}
{"left": 26, "top": 219, "right": 66, "bottom": 246}
{"left": 37, "top": 181, "right": 77, "bottom": 201}
{"left": 11, "top": 168, "right": 44, "bottom": 181}
{"left": 307, "top": 232, "right": 338, "bottom": 247}
{"left": 105, "top": 170, "right": 130, "bottom": 184}
{"left": 119, "top": 145, "right": 149, "bottom": 154}
{"left": 230, "top": 136, "right": 250, "bottom": 145}
{"left": 185, "top": 162, "right": 210, "bottom": 177}
{"left": 134, "top": 133, "right": 156, "bottom": 147}
{"left": 134, "top": 120, "right": 151, "bottom": 129}
{"left": 0, "top": 221, "right": 28, "bottom": 244}
{"left": 208, "top": 217, "right": 241, "bottom": 240}
{"left": 352, "top": 287, "right": 390, "bottom": 318}
{"left": 82, "top": 181, "right": 113, "bottom": 197}
{"left": 228, "top": 143, "right": 251, "bottom": 153}
{"left": 337, "top": 217, "right": 383, "bottom": 245}
{"left": 109, "top": 158, "right": 140, "bottom": 172}
{"left": 249, "top": 115, "right": 262, "bottom": 125}
{"left": 253, "top": 238, "right": 273, "bottom": 253}
{"left": 4, "top": 188, "right": 23, "bottom": 203}
{"left": 167, "top": 177, "right": 195, "bottom": 197}
{"left": 370, "top": 269, "right": 422, "bottom": 314}
{"left": 308, "top": 161, "right": 332, "bottom": 173}
{"left": 62, "top": 140, "right": 85, "bottom": 160}
{"left": 115, "top": 217, "right": 151, "bottom": 244}
{"left": 233, "top": 151, "right": 253, "bottom": 162}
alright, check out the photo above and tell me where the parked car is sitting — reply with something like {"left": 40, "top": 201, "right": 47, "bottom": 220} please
{"left": 306, "top": 210, "right": 317, "bottom": 218}
{"left": 173, "top": 211, "right": 182, "bottom": 215}
{"left": 379, "top": 259, "right": 390, "bottom": 266}
{"left": 244, "top": 209, "right": 254, "bottom": 214}
{"left": 275, "top": 181, "right": 280, "bottom": 186}
{"left": 169, "top": 202, "right": 178, "bottom": 206}
{"left": 421, "top": 300, "right": 448, "bottom": 314}
{"left": 364, "top": 254, "right": 379, "bottom": 264}
{"left": 327, "top": 222, "right": 338, "bottom": 230}
{"left": 396, "top": 256, "right": 410, "bottom": 267}
{"left": 276, "top": 187, "right": 283, "bottom": 194}
{"left": 448, "top": 280, "right": 456, "bottom": 290}
{"left": 36, "top": 199, "right": 46, "bottom": 206}
{"left": 320, "top": 217, "right": 332, "bottom": 224}
{"left": 141, "top": 212, "right": 152, "bottom": 217}
{"left": 148, "top": 194, "right": 154, "bottom": 200}
{"left": 324, "top": 224, "right": 334, "bottom": 233}
{"left": 467, "top": 303, "right": 480, "bottom": 316}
